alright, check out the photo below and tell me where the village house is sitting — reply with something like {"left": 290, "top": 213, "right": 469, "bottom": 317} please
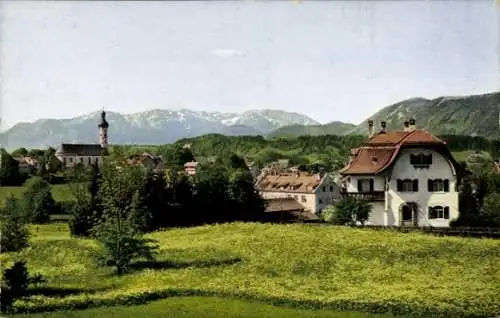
{"left": 255, "top": 170, "right": 341, "bottom": 215}
{"left": 184, "top": 161, "right": 199, "bottom": 175}
{"left": 127, "top": 152, "right": 164, "bottom": 171}
{"left": 340, "top": 118, "right": 461, "bottom": 227}
{"left": 55, "top": 110, "right": 110, "bottom": 168}
{"left": 14, "top": 156, "right": 41, "bottom": 174}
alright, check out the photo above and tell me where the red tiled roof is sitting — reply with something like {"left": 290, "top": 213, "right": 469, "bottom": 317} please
{"left": 341, "top": 147, "right": 400, "bottom": 175}
{"left": 341, "top": 129, "right": 448, "bottom": 175}
{"left": 366, "top": 130, "right": 445, "bottom": 146}
{"left": 256, "top": 173, "right": 322, "bottom": 194}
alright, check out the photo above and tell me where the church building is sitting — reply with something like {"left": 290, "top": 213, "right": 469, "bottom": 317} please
{"left": 55, "top": 110, "right": 110, "bottom": 168}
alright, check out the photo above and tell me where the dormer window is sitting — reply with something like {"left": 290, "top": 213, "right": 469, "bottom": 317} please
{"left": 357, "top": 179, "right": 374, "bottom": 193}
{"left": 410, "top": 153, "right": 432, "bottom": 167}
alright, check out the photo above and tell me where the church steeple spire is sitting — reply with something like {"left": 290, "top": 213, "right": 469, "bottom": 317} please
{"left": 98, "top": 108, "right": 109, "bottom": 149}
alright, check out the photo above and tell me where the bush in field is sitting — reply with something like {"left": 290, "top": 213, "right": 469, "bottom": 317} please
{"left": 322, "top": 196, "right": 372, "bottom": 226}
{"left": 480, "top": 193, "right": 500, "bottom": 227}
{"left": 21, "top": 176, "right": 55, "bottom": 224}
{"left": 0, "top": 261, "right": 45, "bottom": 313}
{"left": 0, "top": 195, "right": 30, "bottom": 253}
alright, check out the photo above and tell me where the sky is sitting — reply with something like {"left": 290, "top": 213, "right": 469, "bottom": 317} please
{"left": 0, "top": 0, "right": 499, "bottom": 130}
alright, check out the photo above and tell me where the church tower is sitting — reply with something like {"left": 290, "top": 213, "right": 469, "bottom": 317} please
{"left": 98, "top": 110, "right": 109, "bottom": 150}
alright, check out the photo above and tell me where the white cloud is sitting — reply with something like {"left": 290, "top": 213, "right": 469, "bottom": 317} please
{"left": 211, "top": 49, "right": 246, "bottom": 58}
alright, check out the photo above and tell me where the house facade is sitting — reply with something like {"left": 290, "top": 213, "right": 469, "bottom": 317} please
{"left": 184, "top": 161, "right": 199, "bottom": 175}
{"left": 55, "top": 110, "right": 109, "bottom": 168}
{"left": 14, "top": 156, "right": 41, "bottom": 174}
{"left": 127, "top": 153, "right": 164, "bottom": 171}
{"left": 340, "top": 118, "right": 461, "bottom": 227}
{"left": 255, "top": 171, "right": 341, "bottom": 214}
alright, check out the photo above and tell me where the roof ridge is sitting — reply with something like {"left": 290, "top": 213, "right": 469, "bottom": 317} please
{"left": 398, "top": 130, "right": 418, "bottom": 145}
{"left": 374, "top": 145, "right": 401, "bottom": 174}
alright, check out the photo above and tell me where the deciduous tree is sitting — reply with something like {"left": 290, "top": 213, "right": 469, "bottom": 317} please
{"left": 93, "top": 161, "right": 157, "bottom": 275}
{"left": 21, "top": 177, "right": 55, "bottom": 224}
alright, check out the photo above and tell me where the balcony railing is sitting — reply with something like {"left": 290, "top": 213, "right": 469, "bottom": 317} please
{"left": 345, "top": 191, "right": 385, "bottom": 201}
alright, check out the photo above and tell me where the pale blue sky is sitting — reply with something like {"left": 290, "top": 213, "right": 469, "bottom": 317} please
{"left": 1, "top": 0, "right": 499, "bottom": 130}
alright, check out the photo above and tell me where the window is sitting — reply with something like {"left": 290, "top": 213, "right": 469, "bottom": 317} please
{"left": 322, "top": 186, "right": 326, "bottom": 192}
{"left": 427, "top": 179, "right": 449, "bottom": 192}
{"left": 357, "top": 179, "right": 374, "bottom": 193}
{"left": 397, "top": 179, "right": 418, "bottom": 192}
{"left": 428, "top": 206, "right": 450, "bottom": 219}
{"left": 294, "top": 195, "right": 298, "bottom": 200}
{"left": 95, "top": 158, "right": 99, "bottom": 164}
{"left": 69, "top": 157, "right": 73, "bottom": 163}
{"left": 410, "top": 153, "right": 432, "bottom": 166}
{"left": 63, "top": 158, "right": 67, "bottom": 165}
{"left": 329, "top": 185, "right": 334, "bottom": 192}
{"left": 301, "top": 195, "right": 307, "bottom": 203}
{"left": 79, "top": 157, "right": 83, "bottom": 164}
{"left": 88, "top": 157, "right": 92, "bottom": 165}
{"left": 318, "top": 199, "right": 323, "bottom": 204}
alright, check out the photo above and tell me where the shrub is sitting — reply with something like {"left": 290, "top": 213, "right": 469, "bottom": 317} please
{"left": 322, "top": 196, "right": 372, "bottom": 226}
{"left": 0, "top": 195, "right": 30, "bottom": 253}
{"left": 21, "top": 177, "right": 55, "bottom": 224}
{"left": 1, "top": 261, "right": 45, "bottom": 313}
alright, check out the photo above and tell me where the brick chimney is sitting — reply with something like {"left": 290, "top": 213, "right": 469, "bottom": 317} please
{"left": 368, "top": 119, "right": 374, "bottom": 138}
{"left": 403, "top": 120, "right": 410, "bottom": 132}
{"left": 380, "top": 121, "right": 387, "bottom": 133}
{"left": 409, "top": 118, "right": 416, "bottom": 131}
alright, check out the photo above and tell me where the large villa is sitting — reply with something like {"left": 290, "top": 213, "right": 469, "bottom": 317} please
{"left": 340, "top": 118, "right": 461, "bottom": 228}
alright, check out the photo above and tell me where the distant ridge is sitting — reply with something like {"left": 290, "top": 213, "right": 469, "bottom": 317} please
{"left": 268, "top": 92, "right": 500, "bottom": 138}
{"left": 0, "top": 109, "right": 319, "bottom": 150}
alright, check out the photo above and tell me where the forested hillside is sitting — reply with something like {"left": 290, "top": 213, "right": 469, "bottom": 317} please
{"left": 267, "top": 92, "right": 500, "bottom": 138}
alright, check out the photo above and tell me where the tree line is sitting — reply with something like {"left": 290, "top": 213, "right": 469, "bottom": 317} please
{"left": 2, "top": 133, "right": 499, "bottom": 187}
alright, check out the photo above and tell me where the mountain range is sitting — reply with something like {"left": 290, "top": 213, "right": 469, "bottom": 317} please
{"left": 0, "top": 109, "right": 319, "bottom": 150}
{"left": 1, "top": 91, "right": 499, "bottom": 150}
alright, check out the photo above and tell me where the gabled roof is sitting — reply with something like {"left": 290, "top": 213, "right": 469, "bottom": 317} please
{"left": 366, "top": 130, "right": 445, "bottom": 146}
{"left": 341, "top": 129, "right": 453, "bottom": 175}
{"left": 256, "top": 173, "right": 324, "bottom": 194}
{"left": 127, "top": 153, "right": 162, "bottom": 166}
{"left": 56, "top": 144, "right": 104, "bottom": 156}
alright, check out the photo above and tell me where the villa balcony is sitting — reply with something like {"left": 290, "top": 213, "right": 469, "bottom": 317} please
{"left": 345, "top": 191, "right": 385, "bottom": 202}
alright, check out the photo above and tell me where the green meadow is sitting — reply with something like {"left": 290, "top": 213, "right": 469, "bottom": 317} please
{"left": 2, "top": 223, "right": 499, "bottom": 318}
{"left": 0, "top": 184, "right": 74, "bottom": 206}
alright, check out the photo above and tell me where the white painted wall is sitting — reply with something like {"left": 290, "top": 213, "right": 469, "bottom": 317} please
{"left": 345, "top": 175, "right": 386, "bottom": 192}
{"left": 387, "top": 148, "right": 458, "bottom": 227}
{"left": 57, "top": 155, "right": 102, "bottom": 168}
{"left": 260, "top": 191, "right": 317, "bottom": 212}
{"left": 342, "top": 148, "right": 459, "bottom": 227}
{"left": 259, "top": 175, "right": 342, "bottom": 214}
{"left": 367, "top": 201, "right": 385, "bottom": 225}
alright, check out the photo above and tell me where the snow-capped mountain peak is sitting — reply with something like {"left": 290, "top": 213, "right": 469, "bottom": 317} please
{"left": 1, "top": 108, "right": 320, "bottom": 150}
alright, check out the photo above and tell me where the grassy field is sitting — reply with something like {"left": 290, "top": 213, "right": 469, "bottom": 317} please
{"left": 13, "top": 296, "right": 394, "bottom": 318}
{"left": 0, "top": 184, "right": 74, "bottom": 206}
{"left": 2, "top": 223, "right": 500, "bottom": 317}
